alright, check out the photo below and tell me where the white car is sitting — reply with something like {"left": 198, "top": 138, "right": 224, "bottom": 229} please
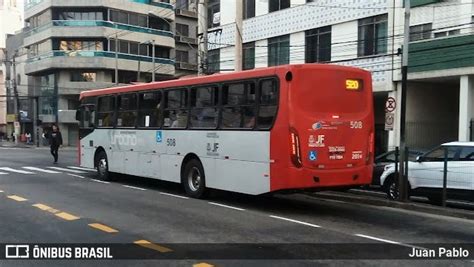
{"left": 380, "top": 142, "right": 474, "bottom": 204}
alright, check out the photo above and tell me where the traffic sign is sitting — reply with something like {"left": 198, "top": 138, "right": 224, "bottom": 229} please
{"left": 385, "top": 113, "right": 394, "bottom": 131}
{"left": 385, "top": 97, "right": 396, "bottom": 112}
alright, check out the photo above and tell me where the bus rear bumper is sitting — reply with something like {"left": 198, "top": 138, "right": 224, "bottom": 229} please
{"left": 271, "top": 165, "right": 373, "bottom": 192}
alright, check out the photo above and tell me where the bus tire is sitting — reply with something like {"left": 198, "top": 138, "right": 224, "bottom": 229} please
{"left": 96, "top": 151, "right": 111, "bottom": 181}
{"left": 182, "top": 159, "right": 207, "bottom": 199}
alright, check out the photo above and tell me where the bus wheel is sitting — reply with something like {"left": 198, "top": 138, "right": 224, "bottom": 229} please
{"left": 96, "top": 151, "right": 111, "bottom": 181}
{"left": 182, "top": 159, "right": 207, "bottom": 198}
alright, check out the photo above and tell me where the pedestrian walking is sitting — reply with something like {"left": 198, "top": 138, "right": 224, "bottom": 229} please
{"left": 46, "top": 124, "right": 63, "bottom": 164}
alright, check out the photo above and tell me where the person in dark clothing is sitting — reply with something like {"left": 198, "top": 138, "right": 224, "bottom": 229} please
{"left": 47, "top": 124, "right": 63, "bottom": 164}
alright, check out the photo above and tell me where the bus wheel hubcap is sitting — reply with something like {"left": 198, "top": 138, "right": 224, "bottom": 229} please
{"left": 99, "top": 159, "right": 107, "bottom": 176}
{"left": 188, "top": 167, "right": 201, "bottom": 191}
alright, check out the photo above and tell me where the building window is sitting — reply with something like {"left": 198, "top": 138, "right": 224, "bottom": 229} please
{"left": 243, "top": 42, "right": 255, "bottom": 70}
{"left": 176, "top": 23, "right": 189, "bottom": 37}
{"left": 434, "top": 29, "right": 460, "bottom": 38}
{"left": 176, "top": 0, "right": 189, "bottom": 10}
{"left": 208, "top": 0, "right": 220, "bottom": 28}
{"left": 71, "top": 72, "right": 97, "bottom": 82}
{"left": 358, "top": 14, "right": 388, "bottom": 57}
{"left": 176, "top": 50, "right": 189, "bottom": 63}
{"left": 59, "top": 40, "right": 104, "bottom": 52}
{"left": 410, "top": 23, "right": 432, "bottom": 42}
{"left": 243, "top": 0, "right": 255, "bottom": 19}
{"left": 268, "top": 35, "right": 290, "bottom": 67}
{"left": 269, "top": 0, "right": 290, "bottom": 13}
{"left": 305, "top": 26, "right": 331, "bottom": 63}
{"left": 110, "top": 9, "right": 148, "bottom": 28}
{"left": 207, "top": 49, "right": 220, "bottom": 73}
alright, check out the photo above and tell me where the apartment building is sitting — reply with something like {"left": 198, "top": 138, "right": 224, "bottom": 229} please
{"left": 205, "top": 0, "right": 474, "bottom": 153}
{"left": 23, "top": 0, "right": 177, "bottom": 145}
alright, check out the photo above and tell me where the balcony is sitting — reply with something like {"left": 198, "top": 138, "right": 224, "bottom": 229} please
{"left": 25, "top": 50, "right": 175, "bottom": 76}
{"left": 58, "top": 110, "right": 78, "bottom": 124}
{"left": 24, "top": 20, "right": 175, "bottom": 48}
{"left": 26, "top": 0, "right": 174, "bottom": 21}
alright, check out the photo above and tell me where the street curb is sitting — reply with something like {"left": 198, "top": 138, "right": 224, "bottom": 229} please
{"left": 306, "top": 191, "right": 474, "bottom": 221}
{"left": 0, "top": 144, "right": 77, "bottom": 151}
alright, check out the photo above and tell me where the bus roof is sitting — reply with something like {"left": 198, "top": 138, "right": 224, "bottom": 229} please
{"left": 79, "top": 64, "right": 369, "bottom": 100}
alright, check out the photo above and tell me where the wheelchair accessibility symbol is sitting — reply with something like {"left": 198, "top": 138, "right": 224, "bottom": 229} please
{"left": 156, "top": 131, "right": 162, "bottom": 143}
{"left": 309, "top": 151, "right": 317, "bottom": 161}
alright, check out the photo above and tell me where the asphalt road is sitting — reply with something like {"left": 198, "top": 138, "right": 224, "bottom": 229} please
{"left": 0, "top": 147, "right": 473, "bottom": 266}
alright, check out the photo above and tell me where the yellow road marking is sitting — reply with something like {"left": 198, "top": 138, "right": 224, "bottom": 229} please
{"left": 193, "top": 263, "right": 215, "bottom": 267}
{"left": 55, "top": 212, "right": 80, "bottom": 221}
{"left": 7, "top": 195, "right": 27, "bottom": 202}
{"left": 88, "top": 223, "right": 118, "bottom": 233}
{"left": 32, "top": 203, "right": 59, "bottom": 214}
{"left": 134, "top": 240, "right": 172, "bottom": 253}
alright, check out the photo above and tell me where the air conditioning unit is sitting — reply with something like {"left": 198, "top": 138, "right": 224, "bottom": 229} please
{"left": 176, "top": 62, "right": 197, "bottom": 71}
{"left": 175, "top": 36, "right": 197, "bottom": 45}
{"left": 175, "top": 8, "right": 198, "bottom": 18}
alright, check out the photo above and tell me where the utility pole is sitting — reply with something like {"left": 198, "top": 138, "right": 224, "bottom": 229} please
{"left": 152, "top": 39, "right": 156, "bottom": 82}
{"left": 235, "top": 0, "right": 243, "bottom": 72}
{"left": 115, "top": 32, "right": 119, "bottom": 85}
{"left": 197, "top": 0, "right": 208, "bottom": 75}
{"left": 398, "top": 0, "right": 410, "bottom": 202}
{"left": 12, "top": 52, "right": 21, "bottom": 138}
{"left": 137, "top": 45, "right": 141, "bottom": 82}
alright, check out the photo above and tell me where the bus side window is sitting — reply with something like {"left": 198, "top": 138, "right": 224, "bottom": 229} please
{"left": 164, "top": 89, "right": 188, "bottom": 129}
{"left": 117, "top": 93, "right": 138, "bottom": 128}
{"left": 97, "top": 96, "right": 115, "bottom": 128}
{"left": 190, "top": 86, "right": 218, "bottom": 129}
{"left": 221, "top": 82, "right": 256, "bottom": 129}
{"left": 257, "top": 79, "right": 278, "bottom": 129}
{"left": 138, "top": 91, "right": 162, "bottom": 128}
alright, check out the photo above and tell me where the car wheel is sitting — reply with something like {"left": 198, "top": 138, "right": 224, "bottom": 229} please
{"left": 182, "top": 159, "right": 207, "bottom": 199}
{"left": 96, "top": 151, "right": 112, "bottom": 181}
{"left": 385, "top": 175, "right": 400, "bottom": 200}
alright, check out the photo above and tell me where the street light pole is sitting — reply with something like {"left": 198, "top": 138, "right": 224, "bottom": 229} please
{"left": 198, "top": 0, "right": 208, "bottom": 75}
{"left": 152, "top": 39, "right": 156, "bottom": 82}
{"left": 398, "top": 0, "right": 411, "bottom": 202}
{"left": 115, "top": 32, "right": 119, "bottom": 85}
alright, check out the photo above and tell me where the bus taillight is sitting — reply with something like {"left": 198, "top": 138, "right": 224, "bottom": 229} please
{"left": 289, "top": 127, "right": 302, "bottom": 168}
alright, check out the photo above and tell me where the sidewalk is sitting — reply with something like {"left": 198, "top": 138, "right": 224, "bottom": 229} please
{"left": 307, "top": 190, "right": 474, "bottom": 220}
{"left": 0, "top": 141, "right": 77, "bottom": 150}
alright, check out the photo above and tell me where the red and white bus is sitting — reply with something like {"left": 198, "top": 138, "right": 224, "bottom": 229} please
{"left": 77, "top": 64, "right": 374, "bottom": 198}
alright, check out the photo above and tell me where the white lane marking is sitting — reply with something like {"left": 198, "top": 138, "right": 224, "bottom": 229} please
{"left": 48, "top": 167, "right": 87, "bottom": 174}
{"left": 355, "top": 234, "right": 400, "bottom": 245}
{"left": 355, "top": 234, "right": 427, "bottom": 249}
{"left": 208, "top": 202, "right": 245, "bottom": 211}
{"left": 0, "top": 167, "right": 34, "bottom": 174}
{"left": 91, "top": 179, "right": 110, "bottom": 184}
{"left": 269, "top": 215, "right": 321, "bottom": 228}
{"left": 67, "top": 166, "right": 96, "bottom": 172}
{"left": 23, "top": 167, "right": 61, "bottom": 174}
{"left": 122, "top": 185, "right": 146, "bottom": 191}
{"left": 0, "top": 172, "right": 7, "bottom": 175}
{"left": 159, "top": 192, "right": 189, "bottom": 199}
{"left": 67, "top": 173, "right": 86, "bottom": 179}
